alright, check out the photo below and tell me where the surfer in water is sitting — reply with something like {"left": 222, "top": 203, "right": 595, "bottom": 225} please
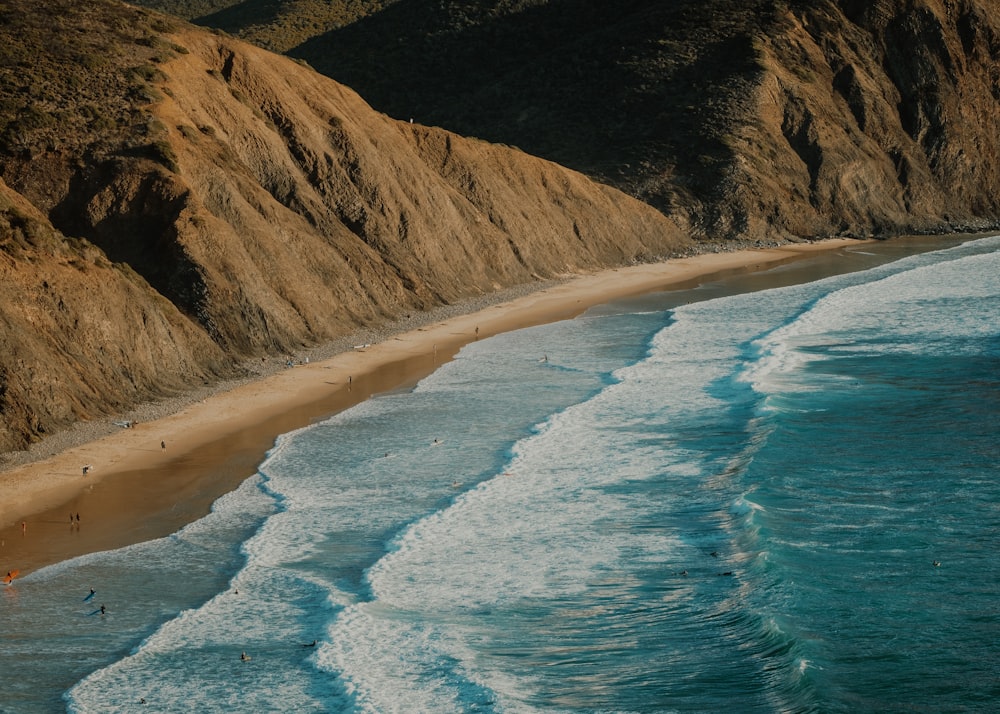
{"left": 240, "top": 651, "right": 251, "bottom": 662}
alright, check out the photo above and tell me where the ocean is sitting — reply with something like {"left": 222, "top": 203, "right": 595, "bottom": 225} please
{"left": 1, "top": 235, "right": 997, "bottom": 713}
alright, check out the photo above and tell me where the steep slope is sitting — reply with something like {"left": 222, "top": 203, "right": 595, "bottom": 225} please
{"left": 0, "top": 0, "right": 688, "bottom": 451}
{"left": 57, "top": 26, "right": 689, "bottom": 355}
{"left": 139, "top": 0, "right": 1000, "bottom": 242}
{"left": 715, "top": 0, "right": 1000, "bottom": 240}
{"left": 0, "top": 179, "right": 231, "bottom": 451}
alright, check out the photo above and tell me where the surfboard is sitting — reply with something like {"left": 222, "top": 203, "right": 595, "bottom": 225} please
{"left": 83, "top": 589, "right": 96, "bottom": 602}
{"left": 2, "top": 569, "right": 18, "bottom": 585}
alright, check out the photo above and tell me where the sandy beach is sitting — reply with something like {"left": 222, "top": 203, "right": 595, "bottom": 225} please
{"left": 0, "top": 239, "right": 864, "bottom": 578}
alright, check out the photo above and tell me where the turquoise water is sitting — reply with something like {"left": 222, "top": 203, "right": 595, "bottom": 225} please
{"left": 1, "top": 236, "right": 997, "bottom": 713}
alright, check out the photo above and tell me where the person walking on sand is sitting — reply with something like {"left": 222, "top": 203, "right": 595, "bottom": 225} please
{"left": 161, "top": 441, "right": 166, "bottom": 450}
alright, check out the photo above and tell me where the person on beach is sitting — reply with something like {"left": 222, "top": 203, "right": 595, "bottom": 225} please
{"left": 161, "top": 441, "right": 166, "bottom": 450}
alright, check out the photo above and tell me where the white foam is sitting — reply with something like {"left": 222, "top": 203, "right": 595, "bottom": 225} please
{"left": 741, "top": 237, "right": 1000, "bottom": 397}
{"left": 58, "top": 235, "right": 1000, "bottom": 712}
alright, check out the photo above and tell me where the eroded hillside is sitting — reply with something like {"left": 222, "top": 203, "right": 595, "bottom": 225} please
{"left": 139, "top": 0, "right": 1000, "bottom": 242}
{"left": 0, "top": 178, "right": 232, "bottom": 450}
{"left": 4, "top": 0, "right": 1000, "bottom": 453}
{"left": 0, "top": 0, "right": 687, "bottom": 451}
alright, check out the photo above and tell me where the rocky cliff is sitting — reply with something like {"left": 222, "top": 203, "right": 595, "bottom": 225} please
{"left": 0, "top": 1, "right": 687, "bottom": 452}
{"left": 144, "top": 0, "right": 1000, "bottom": 242}
{"left": 0, "top": 178, "right": 232, "bottom": 451}
{"left": 3, "top": 0, "right": 1000, "bottom": 454}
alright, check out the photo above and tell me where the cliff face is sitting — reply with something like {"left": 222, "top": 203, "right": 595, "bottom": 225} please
{"left": 151, "top": 0, "right": 1000, "bottom": 242}
{"left": 0, "top": 3, "right": 687, "bottom": 451}
{"left": 714, "top": 0, "right": 1000, "bottom": 240}
{"left": 3, "top": 0, "right": 1000, "bottom": 453}
{"left": 0, "top": 179, "right": 231, "bottom": 450}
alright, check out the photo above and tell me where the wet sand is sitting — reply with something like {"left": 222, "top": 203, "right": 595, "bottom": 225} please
{"left": 0, "top": 239, "right": 875, "bottom": 577}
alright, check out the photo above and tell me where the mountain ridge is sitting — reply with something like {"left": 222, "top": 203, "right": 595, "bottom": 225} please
{"left": 0, "top": 2, "right": 687, "bottom": 452}
{"left": 138, "top": 0, "right": 1000, "bottom": 240}
{"left": 2, "top": 0, "right": 1000, "bottom": 454}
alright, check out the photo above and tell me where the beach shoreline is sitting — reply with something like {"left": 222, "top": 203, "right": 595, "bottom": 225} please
{"left": 0, "top": 239, "right": 867, "bottom": 576}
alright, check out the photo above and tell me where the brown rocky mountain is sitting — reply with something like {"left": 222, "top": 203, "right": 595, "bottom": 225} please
{"left": 0, "top": 0, "right": 686, "bottom": 452}
{"left": 2, "top": 0, "right": 1000, "bottom": 454}
{"left": 141, "top": 0, "right": 1000, "bottom": 241}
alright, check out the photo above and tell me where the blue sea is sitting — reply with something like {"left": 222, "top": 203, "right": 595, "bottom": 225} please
{"left": 1, "top": 236, "right": 998, "bottom": 713}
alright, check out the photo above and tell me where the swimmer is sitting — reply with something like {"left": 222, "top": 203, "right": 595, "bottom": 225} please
{"left": 240, "top": 651, "right": 251, "bottom": 662}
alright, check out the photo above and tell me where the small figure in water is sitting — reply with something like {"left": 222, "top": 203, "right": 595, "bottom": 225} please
{"left": 302, "top": 640, "right": 317, "bottom": 648}
{"left": 100, "top": 605, "right": 107, "bottom": 616}
{"left": 240, "top": 651, "right": 251, "bottom": 662}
